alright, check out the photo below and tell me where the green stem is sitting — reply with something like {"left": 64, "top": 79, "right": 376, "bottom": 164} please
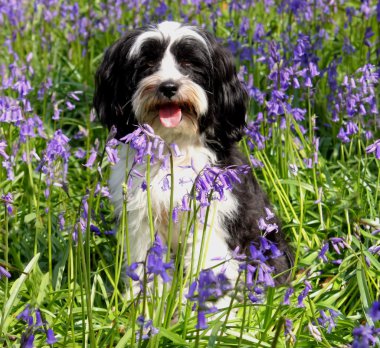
{"left": 146, "top": 155, "right": 155, "bottom": 242}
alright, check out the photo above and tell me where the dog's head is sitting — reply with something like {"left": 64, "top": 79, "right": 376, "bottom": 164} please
{"left": 94, "top": 21, "right": 247, "bottom": 149}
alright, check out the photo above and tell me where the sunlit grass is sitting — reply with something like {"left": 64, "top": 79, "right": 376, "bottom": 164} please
{"left": 0, "top": 1, "right": 379, "bottom": 347}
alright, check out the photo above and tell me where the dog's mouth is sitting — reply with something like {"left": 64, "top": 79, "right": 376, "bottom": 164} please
{"left": 155, "top": 102, "right": 197, "bottom": 128}
{"left": 158, "top": 103, "right": 182, "bottom": 128}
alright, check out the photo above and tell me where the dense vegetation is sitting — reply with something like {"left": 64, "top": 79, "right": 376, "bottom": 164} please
{"left": 0, "top": 1, "right": 379, "bottom": 347}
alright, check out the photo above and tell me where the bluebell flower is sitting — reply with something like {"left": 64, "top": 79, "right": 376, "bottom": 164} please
{"left": 120, "top": 124, "right": 181, "bottom": 171}
{"left": 330, "top": 237, "right": 348, "bottom": 255}
{"left": 0, "top": 265, "right": 11, "bottom": 279}
{"left": 369, "top": 301, "right": 380, "bottom": 321}
{"left": 196, "top": 311, "right": 207, "bottom": 330}
{"left": 0, "top": 139, "right": 9, "bottom": 160}
{"left": 1, "top": 192, "right": 14, "bottom": 215}
{"left": 318, "top": 243, "right": 329, "bottom": 262}
{"left": 366, "top": 139, "right": 380, "bottom": 160}
{"left": 105, "top": 138, "right": 120, "bottom": 165}
{"left": 17, "top": 305, "right": 32, "bottom": 323}
{"left": 21, "top": 333, "right": 34, "bottom": 348}
{"left": 83, "top": 148, "right": 97, "bottom": 168}
{"left": 186, "top": 269, "right": 232, "bottom": 329}
{"left": 146, "top": 234, "right": 173, "bottom": 283}
{"left": 318, "top": 309, "right": 340, "bottom": 333}
{"left": 297, "top": 280, "right": 312, "bottom": 307}
{"left": 285, "top": 318, "right": 295, "bottom": 341}
{"left": 283, "top": 287, "right": 294, "bottom": 305}
{"left": 135, "top": 315, "right": 159, "bottom": 341}
{"left": 35, "top": 309, "right": 43, "bottom": 327}
{"left": 337, "top": 127, "right": 350, "bottom": 143}
{"left": 126, "top": 262, "right": 140, "bottom": 282}
{"left": 308, "top": 322, "right": 322, "bottom": 342}
{"left": 352, "top": 325, "right": 380, "bottom": 347}
{"left": 46, "top": 328, "right": 57, "bottom": 344}
{"left": 245, "top": 120, "right": 266, "bottom": 150}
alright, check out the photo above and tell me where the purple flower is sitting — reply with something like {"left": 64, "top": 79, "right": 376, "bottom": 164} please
{"left": 369, "top": 301, "right": 380, "bottom": 321}
{"left": 2, "top": 192, "right": 14, "bottom": 215}
{"left": 249, "top": 155, "right": 264, "bottom": 168}
{"left": 297, "top": 280, "right": 312, "bottom": 307}
{"left": 257, "top": 263, "right": 275, "bottom": 287}
{"left": 366, "top": 140, "right": 380, "bottom": 160}
{"left": 135, "top": 316, "right": 159, "bottom": 341}
{"left": 245, "top": 120, "right": 266, "bottom": 150}
{"left": 21, "top": 334, "right": 34, "bottom": 348}
{"left": 2, "top": 157, "right": 14, "bottom": 181}
{"left": 35, "top": 309, "right": 43, "bottom": 327}
{"left": 83, "top": 148, "right": 97, "bottom": 168}
{"left": 284, "top": 319, "right": 295, "bottom": 340}
{"left": 308, "top": 322, "right": 322, "bottom": 341}
{"left": 38, "top": 129, "right": 71, "bottom": 189}
{"left": 120, "top": 124, "right": 178, "bottom": 169}
{"left": 146, "top": 234, "right": 173, "bottom": 283}
{"left": 283, "top": 287, "right": 294, "bottom": 305}
{"left": 186, "top": 269, "right": 232, "bottom": 329}
{"left": 337, "top": 127, "right": 350, "bottom": 143}
{"left": 126, "top": 262, "right": 140, "bottom": 282}
{"left": 318, "top": 242, "right": 329, "bottom": 262}
{"left": 105, "top": 140, "right": 120, "bottom": 165}
{"left": 75, "top": 148, "right": 86, "bottom": 159}
{"left": 184, "top": 164, "right": 248, "bottom": 221}
{"left": 196, "top": 311, "right": 207, "bottom": 330}
{"left": 17, "top": 305, "right": 32, "bottom": 323}
{"left": 52, "top": 103, "right": 61, "bottom": 120}
{"left": 46, "top": 328, "right": 57, "bottom": 344}
{"left": 318, "top": 309, "right": 339, "bottom": 333}
{"left": 369, "top": 246, "right": 380, "bottom": 255}
{"left": 0, "top": 139, "right": 9, "bottom": 159}
{"left": 0, "top": 265, "right": 11, "bottom": 279}
{"left": 330, "top": 237, "right": 347, "bottom": 255}
{"left": 353, "top": 325, "right": 380, "bottom": 347}
{"left": 66, "top": 100, "right": 75, "bottom": 110}
{"left": 258, "top": 218, "right": 278, "bottom": 235}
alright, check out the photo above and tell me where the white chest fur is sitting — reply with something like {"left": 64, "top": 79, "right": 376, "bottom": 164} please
{"left": 109, "top": 142, "right": 238, "bottom": 272}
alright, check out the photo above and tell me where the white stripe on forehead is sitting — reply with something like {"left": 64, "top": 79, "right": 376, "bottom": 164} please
{"left": 128, "top": 21, "right": 208, "bottom": 58}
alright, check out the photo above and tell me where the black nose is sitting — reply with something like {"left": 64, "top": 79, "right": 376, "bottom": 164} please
{"left": 158, "top": 82, "right": 178, "bottom": 99}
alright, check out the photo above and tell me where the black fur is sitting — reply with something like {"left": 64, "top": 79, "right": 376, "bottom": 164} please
{"left": 93, "top": 22, "right": 293, "bottom": 284}
{"left": 94, "top": 27, "right": 166, "bottom": 139}
{"left": 196, "top": 30, "right": 248, "bottom": 150}
{"left": 218, "top": 146, "right": 293, "bottom": 284}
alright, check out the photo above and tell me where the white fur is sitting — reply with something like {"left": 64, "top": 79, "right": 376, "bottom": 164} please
{"left": 109, "top": 21, "right": 241, "bottom": 297}
{"left": 158, "top": 50, "right": 183, "bottom": 81}
{"left": 109, "top": 141, "right": 239, "bottom": 280}
{"left": 128, "top": 21, "right": 209, "bottom": 59}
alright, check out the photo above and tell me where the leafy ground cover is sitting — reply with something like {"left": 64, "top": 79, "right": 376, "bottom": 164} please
{"left": 0, "top": 0, "right": 379, "bottom": 347}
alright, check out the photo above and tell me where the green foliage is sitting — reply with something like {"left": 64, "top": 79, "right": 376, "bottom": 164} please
{"left": 0, "top": 0, "right": 379, "bottom": 347}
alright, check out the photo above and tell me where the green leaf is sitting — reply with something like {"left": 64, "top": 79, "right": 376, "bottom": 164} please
{"left": 157, "top": 327, "right": 190, "bottom": 346}
{"left": 115, "top": 328, "right": 133, "bottom": 348}
{"left": 36, "top": 272, "right": 50, "bottom": 307}
{"left": 0, "top": 254, "right": 40, "bottom": 334}
{"left": 356, "top": 263, "right": 374, "bottom": 326}
{"left": 24, "top": 212, "right": 36, "bottom": 223}
{"left": 207, "top": 321, "right": 223, "bottom": 347}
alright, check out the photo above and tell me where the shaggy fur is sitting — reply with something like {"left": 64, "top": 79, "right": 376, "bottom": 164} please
{"left": 93, "top": 21, "right": 292, "bottom": 285}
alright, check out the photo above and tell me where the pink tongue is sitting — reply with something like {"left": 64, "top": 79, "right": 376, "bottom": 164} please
{"left": 159, "top": 104, "right": 182, "bottom": 128}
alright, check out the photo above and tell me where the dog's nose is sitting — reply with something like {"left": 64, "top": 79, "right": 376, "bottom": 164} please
{"left": 159, "top": 82, "right": 178, "bottom": 99}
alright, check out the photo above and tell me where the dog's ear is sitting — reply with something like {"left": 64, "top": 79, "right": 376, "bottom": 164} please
{"left": 93, "top": 29, "right": 143, "bottom": 139}
{"left": 199, "top": 31, "right": 248, "bottom": 147}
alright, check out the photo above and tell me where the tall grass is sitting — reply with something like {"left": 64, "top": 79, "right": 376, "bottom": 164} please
{"left": 0, "top": 0, "right": 379, "bottom": 347}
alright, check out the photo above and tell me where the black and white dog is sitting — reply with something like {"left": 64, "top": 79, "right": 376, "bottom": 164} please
{"left": 93, "top": 21, "right": 292, "bottom": 287}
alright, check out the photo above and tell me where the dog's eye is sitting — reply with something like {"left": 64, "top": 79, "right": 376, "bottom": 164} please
{"left": 179, "top": 60, "right": 192, "bottom": 68}
{"left": 145, "top": 60, "right": 156, "bottom": 68}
